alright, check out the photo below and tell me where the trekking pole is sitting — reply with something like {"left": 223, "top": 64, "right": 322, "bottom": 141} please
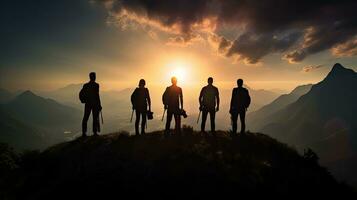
{"left": 161, "top": 109, "right": 166, "bottom": 121}
{"left": 130, "top": 109, "right": 134, "bottom": 123}
{"left": 101, "top": 111, "right": 104, "bottom": 124}
{"left": 196, "top": 111, "right": 201, "bottom": 124}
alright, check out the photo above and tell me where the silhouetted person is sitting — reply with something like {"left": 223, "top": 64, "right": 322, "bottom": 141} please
{"left": 80, "top": 72, "right": 102, "bottom": 137}
{"left": 131, "top": 79, "right": 151, "bottom": 135}
{"left": 199, "top": 77, "right": 220, "bottom": 133}
{"left": 230, "top": 79, "right": 250, "bottom": 134}
{"left": 163, "top": 77, "right": 183, "bottom": 135}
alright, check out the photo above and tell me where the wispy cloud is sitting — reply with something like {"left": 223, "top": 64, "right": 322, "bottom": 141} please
{"left": 302, "top": 64, "right": 324, "bottom": 73}
{"left": 332, "top": 37, "right": 357, "bottom": 57}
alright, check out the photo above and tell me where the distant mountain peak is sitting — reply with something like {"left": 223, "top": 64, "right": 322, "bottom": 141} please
{"left": 19, "top": 90, "right": 36, "bottom": 97}
{"left": 332, "top": 63, "right": 344, "bottom": 69}
{"left": 13, "top": 90, "right": 45, "bottom": 103}
{"left": 324, "top": 63, "right": 356, "bottom": 82}
{"left": 330, "top": 63, "right": 355, "bottom": 75}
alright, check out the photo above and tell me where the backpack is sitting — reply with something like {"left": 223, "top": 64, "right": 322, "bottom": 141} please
{"left": 131, "top": 88, "right": 138, "bottom": 107}
{"left": 79, "top": 86, "right": 88, "bottom": 104}
{"left": 162, "top": 87, "right": 169, "bottom": 106}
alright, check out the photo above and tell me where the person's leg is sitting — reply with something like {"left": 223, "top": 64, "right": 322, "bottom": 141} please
{"left": 201, "top": 110, "right": 208, "bottom": 132}
{"left": 239, "top": 111, "right": 246, "bottom": 134}
{"left": 82, "top": 104, "right": 91, "bottom": 136}
{"left": 231, "top": 112, "right": 238, "bottom": 134}
{"left": 174, "top": 114, "right": 181, "bottom": 134}
{"left": 210, "top": 111, "right": 216, "bottom": 133}
{"left": 135, "top": 110, "right": 140, "bottom": 135}
{"left": 92, "top": 107, "right": 100, "bottom": 135}
{"left": 165, "top": 111, "right": 173, "bottom": 135}
{"left": 141, "top": 112, "right": 147, "bottom": 135}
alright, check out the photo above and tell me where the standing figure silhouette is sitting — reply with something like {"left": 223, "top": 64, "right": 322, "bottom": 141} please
{"left": 199, "top": 77, "right": 220, "bottom": 134}
{"left": 230, "top": 79, "right": 250, "bottom": 134}
{"left": 162, "top": 77, "right": 184, "bottom": 136}
{"left": 131, "top": 79, "right": 151, "bottom": 135}
{"left": 80, "top": 72, "right": 102, "bottom": 137}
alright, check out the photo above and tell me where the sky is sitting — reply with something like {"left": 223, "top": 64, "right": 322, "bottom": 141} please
{"left": 1, "top": 0, "right": 357, "bottom": 92}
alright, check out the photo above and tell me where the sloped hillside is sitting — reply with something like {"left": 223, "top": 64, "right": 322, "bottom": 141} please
{"left": 0, "top": 107, "right": 46, "bottom": 150}
{"left": 4, "top": 90, "right": 82, "bottom": 131}
{"left": 2, "top": 130, "right": 354, "bottom": 199}
{"left": 257, "top": 64, "right": 357, "bottom": 156}
{"left": 0, "top": 91, "right": 82, "bottom": 151}
{"left": 248, "top": 84, "right": 313, "bottom": 129}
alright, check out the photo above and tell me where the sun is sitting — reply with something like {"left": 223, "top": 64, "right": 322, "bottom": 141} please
{"left": 170, "top": 68, "right": 187, "bottom": 81}
{"left": 166, "top": 60, "right": 190, "bottom": 83}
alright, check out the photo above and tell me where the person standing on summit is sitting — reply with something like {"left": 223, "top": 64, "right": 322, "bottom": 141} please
{"left": 79, "top": 72, "right": 102, "bottom": 137}
{"left": 131, "top": 79, "right": 151, "bottom": 135}
{"left": 199, "top": 77, "right": 220, "bottom": 134}
{"left": 230, "top": 79, "right": 250, "bottom": 134}
{"left": 163, "top": 77, "right": 184, "bottom": 136}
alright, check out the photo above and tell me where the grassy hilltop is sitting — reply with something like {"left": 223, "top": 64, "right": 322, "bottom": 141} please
{"left": 0, "top": 128, "right": 355, "bottom": 199}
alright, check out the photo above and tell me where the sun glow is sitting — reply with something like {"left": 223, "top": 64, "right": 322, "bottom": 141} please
{"left": 166, "top": 60, "right": 190, "bottom": 83}
{"left": 170, "top": 68, "right": 187, "bottom": 81}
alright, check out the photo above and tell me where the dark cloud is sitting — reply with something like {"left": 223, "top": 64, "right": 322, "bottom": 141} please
{"left": 226, "top": 31, "right": 301, "bottom": 64}
{"left": 208, "top": 34, "right": 233, "bottom": 55}
{"left": 218, "top": 37, "right": 232, "bottom": 52}
{"left": 106, "top": 0, "right": 214, "bottom": 35}
{"left": 100, "top": 0, "right": 357, "bottom": 63}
